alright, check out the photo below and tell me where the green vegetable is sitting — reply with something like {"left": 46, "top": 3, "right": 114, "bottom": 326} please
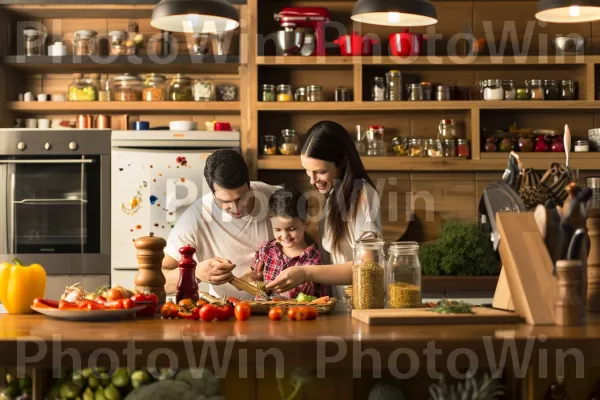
{"left": 99, "top": 373, "right": 111, "bottom": 388}
{"left": 82, "top": 369, "right": 92, "bottom": 379}
{"left": 429, "top": 373, "right": 504, "bottom": 400}
{"left": 131, "top": 371, "right": 151, "bottom": 390}
{"left": 295, "top": 293, "right": 317, "bottom": 303}
{"left": 83, "top": 387, "right": 95, "bottom": 400}
{"left": 103, "top": 384, "right": 121, "bottom": 400}
{"left": 429, "top": 299, "right": 474, "bottom": 315}
{"left": 88, "top": 375, "right": 100, "bottom": 389}
{"left": 72, "top": 371, "right": 85, "bottom": 389}
{"left": 2, "top": 382, "right": 20, "bottom": 398}
{"left": 176, "top": 369, "right": 220, "bottom": 397}
{"left": 60, "top": 381, "right": 82, "bottom": 399}
{"left": 368, "top": 383, "right": 405, "bottom": 400}
{"left": 94, "top": 386, "right": 106, "bottom": 400}
{"left": 111, "top": 369, "right": 130, "bottom": 388}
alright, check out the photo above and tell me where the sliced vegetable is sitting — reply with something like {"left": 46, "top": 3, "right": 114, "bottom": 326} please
{"left": 295, "top": 293, "right": 317, "bottom": 303}
{"left": 226, "top": 297, "right": 241, "bottom": 306}
{"left": 131, "top": 292, "right": 158, "bottom": 316}
{"left": 58, "top": 300, "right": 82, "bottom": 311}
{"left": 86, "top": 302, "right": 105, "bottom": 311}
{"left": 160, "top": 302, "right": 179, "bottom": 319}
{"left": 103, "top": 300, "right": 124, "bottom": 310}
{"left": 178, "top": 308, "right": 200, "bottom": 320}
{"left": 178, "top": 298, "right": 195, "bottom": 311}
{"left": 310, "top": 296, "right": 330, "bottom": 304}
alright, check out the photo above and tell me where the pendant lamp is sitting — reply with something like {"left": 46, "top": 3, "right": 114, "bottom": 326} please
{"left": 151, "top": 0, "right": 239, "bottom": 33}
{"left": 536, "top": 0, "right": 600, "bottom": 23}
{"left": 351, "top": 0, "right": 437, "bottom": 27}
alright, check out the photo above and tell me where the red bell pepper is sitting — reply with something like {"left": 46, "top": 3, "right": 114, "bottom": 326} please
{"left": 131, "top": 292, "right": 159, "bottom": 317}
{"left": 33, "top": 297, "right": 59, "bottom": 308}
{"left": 178, "top": 307, "right": 200, "bottom": 320}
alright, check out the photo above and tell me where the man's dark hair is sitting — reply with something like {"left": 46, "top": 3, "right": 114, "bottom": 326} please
{"left": 268, "top": 188, "right": 307, "bottom": 221}
{"left": 204, "top": 149, "right": 250, "bottom": 192}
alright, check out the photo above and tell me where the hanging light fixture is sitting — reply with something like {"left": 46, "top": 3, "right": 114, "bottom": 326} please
{"left": 351, "top": 0, "right": 437, "bottom": 27}
{"left": 151, "top": 0, "right": 239, "bottom": 33}
{"left": 536, "top": 0, "right": 600, "bottom": 23}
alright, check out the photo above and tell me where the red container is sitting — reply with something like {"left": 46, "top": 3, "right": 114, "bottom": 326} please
{"left": 389, "top": 31, "right": 424, "bottom": 56}
{"left": 214, "top": 122, "right": 232, "bottom": 131}
{"left": 333, "top": 33, "right": 378, "bottom": 56}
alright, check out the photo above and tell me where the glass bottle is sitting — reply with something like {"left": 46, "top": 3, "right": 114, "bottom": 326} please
{"left": 392, "top": 136, "right": 408, "bottom": 156}
{"left": 527, "top": 79, "right": 545, "bottom": 100}
{"left": 385, "top": 70, "right": 403, "bottom": 101}
{"left": 442, "top": 139, "right": 457, "bottom": 157}
{"left": 372, "top": 77, "right": 385, "bottom": 101}
{"left": 262, "top": 84, "right": 276, "bottom": 102}
{"left": 366, "top": 125, "right": 385, "bottom": 156}
{"left": 169, "top": 74, "right": 193, "bottom": 101}
{"left": 544, "top": 79, "right": 559, "bottom": 100}
{"left": 277, "top": 84, "right": 293, "bottom": 102}
{"left": 560, "top": 80, "right": 576, "bottom": 100}
{"left": 176, "top": 245, "right": 199, "bottom": 303}
{"left": 352, "top": 238, "right": 385, "bottom": 310}
{"left": 457, "top": 139, "right": 470, "bottom": 157}
{"left": 387, "top": 242, "right": 422, "bottom": 308}
{"left": 23, "top": 28, "right": 45, "bottom": 56}
{"left": 295, "top": 87, "right": 307, "bottom": 102}
{"left": 98, "top": 79, "right": 111, "bottom": 101}
{"left": 68, "top": 73, "right": 98, "bottom": 101}
{"left": 111, "top": 74, "right": 143, "bottom": 101}
{"left": 438, "top": 119, "right": 457, "bottom": 140}
{"left": 307, "top": 85, "right": 323, "bottom": 102}
{"left": 143, "top": 73, "right": 167, "bottom": 101}
{"left": 408, "top": 83, "right": 424, "bottom": 101}
{"left": 261, "top": 135, "right": 277, "bottom": 155}
{"left": 482, "top": 79, "right": 504, "bottom": 100}
{"left": 278, "top": 129, "right": 300, "bottom": 155}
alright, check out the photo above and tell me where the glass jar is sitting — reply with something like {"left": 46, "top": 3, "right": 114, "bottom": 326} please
{"left": 442, "top": 139, "right": 457, "bottom": 157}
{"left": 262, "top": 135, "right": 277, "bottom": 155}
{"left": 98, "top": 79, "right": 111, "bottom": 101}
{"left": 190, "top": 33, "right": 210, "bottom": 55}
{"left": 544, "top": 80, "right": 559, "bottom": 100}
{"left": 23, "top": 28, "right": 45, "bottom": 56}
{"left": 386, "top": 70, "right": 403, "bottom": 101}
{"left": 535, "top": 135, "right": 551, "bottom": 152}
{"left": 503, "top": 80, "right": 516, "bottom": 100}
{"left": 352, "top": 238, "right": 385, "bottom": 310}
{"left": 108, "top": 30, "right": 134, "bottom": 56}
{"left": 574, "top": 140, "right": 590, "bottom": 152}
{"left": 277, "top": 84, "right": 293, "bottom": 102}
{"left": 527, "top": 79, "right": 544, "bottom": 100}
{"left": 216, "top": 85, "right": 237, "bottom": 101}
{"left": 366, "top": 125, "right": 386, "bottom": 156}
{"left": 516, "top": 88, "right": 528, "bottom": 100}
{"left": 421, "top": 82, "right": 433, "bottom": 100}
{"left": 392, "top": 136, "right": 408, "bottom": 156}
{"left": 485, "top": 137, "right": 498, "bottom": 152}
{"left": 143, "top": 73, "right": 166, "bottom": 101}
{"left": 560, "top": 80, "right": 576, "bottom": 100}
{"left": 425, "top": 138, "right": 441, "bottom": 157}
{"left": 409, "top": 138, "right": 424, "bottom": 157}
{"left": 74, "top": 30, "right": 98, "bottom": 56}
{"left": 335, "top": 87, "right": 351, "bottom": 102}
{"left": 262, "top": 84, "right": 276, "bottom": 102}
{"left": 111, "top": 74, "right": 142, "bottom": 101}
{"left": 387, "top": 242, "right": 422, "bottom": 309}
{"left": 372, "top": 77, "right": 385, "bottom": 101}
{"left": 481, "top": 79, "right": 504, "bottom": 100}
{"left": 307, "top": 85, "right": 323, "bottom": 102}
{"left": 436, "top": 85, "right": 452, "bottom": 101}
{"left": 169, "top": 74, "right": 193, "bottom": 101}
{"left": 354, "top": 125, "right": 367, "bottom": 156}
{"left": 68, "top": 73, "right": 98, "bottom": 101}
{"left": 279, "top": 129, "right": 300, "bottom": 155}
{"left": 457, "top": 139, "right": 470, "bottom": 157}
{"left": 408, "top": 84, "right": 424, "bottom": 101}
{"left": 295, "top": 87, "right": 307, "bottom": 102}
{"left": 438, "top": 119, "right": 457, "bottom": 140}
{"left": 193, "top": 80, "right": 214, "bottom": 101}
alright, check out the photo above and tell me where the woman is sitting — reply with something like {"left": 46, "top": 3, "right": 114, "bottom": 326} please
{"left": 265, "top": 121, "right": 382, "bottom": 298}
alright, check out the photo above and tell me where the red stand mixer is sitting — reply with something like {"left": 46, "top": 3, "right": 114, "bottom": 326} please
{"left": 274, "top": 7, "right": 330, "bottom": 56}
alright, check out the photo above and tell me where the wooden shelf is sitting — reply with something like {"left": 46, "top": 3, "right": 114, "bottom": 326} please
{"left": 3, "top": 55, "right": 241, "bottom": 74}
{"left": 9, "top": 101, "right": 241, "bottom": 114}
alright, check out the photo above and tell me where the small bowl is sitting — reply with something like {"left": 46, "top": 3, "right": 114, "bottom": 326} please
{"left": 169, "top": 121, "right": 196, "bottom": 131}
{"left": 552, "top": 36, "right": 586, "bottom": 54}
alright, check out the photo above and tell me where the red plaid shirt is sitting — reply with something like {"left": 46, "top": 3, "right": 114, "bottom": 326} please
{"left": 252, "top": 239, "right": 322, "bottom": 300}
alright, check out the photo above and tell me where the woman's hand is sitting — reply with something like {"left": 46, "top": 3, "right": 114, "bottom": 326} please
{"left": 265, "top": 266, "right": 308, "bottom": 293}
{"left": 239, "top": 261, "right": 264, "bottom": 283}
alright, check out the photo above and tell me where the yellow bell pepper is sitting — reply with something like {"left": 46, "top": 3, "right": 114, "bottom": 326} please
{"left": 0, "top": 259, "right": 46, "bottom": 314}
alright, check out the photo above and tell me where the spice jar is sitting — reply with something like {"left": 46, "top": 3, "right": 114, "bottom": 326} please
{"left": 535, "top": 135, "right": 551, "bottom": 152}
{"left": 516, "top": 88, "right": 528, "bottom": 100}
{"left": 295, "top": 87, "right": 307, "bottom": 102}
{"left": 352, "top": 238, "right": 385, "bottom": 310}
{"left": 409, "top": 138, "right": 424, "bottom": 157}
{"left": 457, "top": 139, "right": 470, "bottom": 157}
{"left": 527, "top": 79, "right": 544, "bottom": 100}
{"left": 335, "top": 87, "right": 351, "bottom": 102}
{"left": 386, "top": 70, "right": 402, "bottom": 101}
{"left": 503, "top": 80, "right": 517, "bottom": 100}
{"left": 262, "top": 135, "right": 277, "bottom": 155}
{"left": 98, "top": 79, "right": 111, "bottom": 101}
{"left": 143, "top": 73, "right": 166, "bottom": 101}
{"left": 485, "top": 137, "right": 498, "bottom": 152}
{"left": 408, "top": 83, "right": 424, "bottom": 101}
{"left": 574, "top": 140, "right": 589, "bottom": 152}
{"left": 544, "top": 80, "right": 559, "bottom": 100}
{"left": 279, "top": 129, "right": 300, "bottom": 155}
{"left": 387, "top": 242, "right": 422, "bottom": 309}
{"left": 277, "top": 84, "right": 292, "bottom": 102}
{"left": 560, "top": 80, "right": 576, "bottom": 100}
{"left": 421, "top": 82, "right": 433, "bottom": 100}
{"left": 68, "top": 73, "right": 98, "bottom": 101}
{"left": 438, "top": 119, "right": 457, "bottom": 140}
{"left": 482, "top": 79, "right": 504, "bottom": 100}
{"left": 193, "top": 80, "right": 214, "bottom": 101}
{"left": 354, "top": 125, "right": 367, "bottom": 156}
{"left": 262, "top": 84, "right": 276, "bottom": 102}
{"left": 216, "top": 85, "right": 237, "bottom": 101}
{"left": 372, "top": 77, "right": 385, "bottom": 101}
{"left": 74, "top": 30, "right": 97, "bottom": 56}
{"left": 169, "top": 74, "right": 193, "bottom": 101}
{"left": 425, "top": 138, "right": 441, "bottom": 157}
{"left": 23, "top": 28, "right": 45, "bottom": 56}
{"left": 436, "top": 85, "right": 452, "bottom": 101}
{"left": 111, "top": 74, "right": 143, "bottom": 101}
{"left": 518, "top": 135, "right": 534, "bottom": 152}
{"left": 108, "top": 30, "right": 134, "bottom": 56}
{"left": 392, "top": 136, "right": 408, "bottom": 156}
{"left": 366, "top": 125, "right": 386, "bottom": 156}
{"left": 499, "top": 137, "right": 514, "bottom": 152}
{"left": 442, "top": 139, "right": 457, "bottom": 157}
{"left": 307, "top": 85, "right": 323, "bottom": 102}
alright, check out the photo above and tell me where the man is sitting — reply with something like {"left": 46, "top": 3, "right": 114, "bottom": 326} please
{"left": 162, "top": 149, "right": 278, "bottom": 298}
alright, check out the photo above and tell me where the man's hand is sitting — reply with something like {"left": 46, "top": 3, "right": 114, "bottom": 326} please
{"left": 239, "top": 261, "right": 265, "bottom": 283}
{"left": 265, "top": 265, "right": 307, "bottom": 293}
{"left": 197, "top": 257, "right": 236, "bottom": 285}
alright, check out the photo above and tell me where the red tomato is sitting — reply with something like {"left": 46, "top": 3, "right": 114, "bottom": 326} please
{"left": 216, "top": 305, "right": 233, "bottom": 321}
{"left": 160, "top": 302, "right": 179, "bottom": 319}
{"left": 121, "top": 298, "right": 134, "bottom": 309}
{"left": 195, "top": 299, "right": 208, "bottom": 308}
{"left": 301, "top": 306, "right": 318, "bottom": 320}
{"left": 294, "top": 307, "right": 308, "bottom": 321}
{"left": 234, "top": 302, "right": 251, "bottom": 321}
{"left": 200, "top": 304, "right": 218, "bottom": 322}
{"left": 287, "top": 307, "right": 298, "bottom": 321}
{"left": 268, "top": 307, "right": 283, "bottom": 321}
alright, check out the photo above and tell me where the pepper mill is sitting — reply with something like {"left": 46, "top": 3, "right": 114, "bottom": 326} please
{"left": 555, "top": 259, "right": 584, "bottom": 326}
{"left": 176, "top": 245, "right": 199, "bottom": 304}
{"left": 587, "top": 208, "right": 600, "bottom": 311}
{"left": 133, "top": 232, "right": 167, "bottom": 307}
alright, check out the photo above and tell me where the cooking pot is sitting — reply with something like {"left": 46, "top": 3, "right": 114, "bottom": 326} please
{"left": 389, "top": 31, "right": 424, "bottom": 56}
{"left": 333, "top": 33, "right": 378, "bottom": 56}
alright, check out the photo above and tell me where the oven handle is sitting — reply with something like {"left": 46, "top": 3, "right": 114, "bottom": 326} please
{"left": 9, "top": 173, "right": 15, "bottom": 254}
{"left": 13, "top": 198, "right": 88, "bottom": 205}
{"left": 0, "top": 159, "right": 94, "bottom": 164}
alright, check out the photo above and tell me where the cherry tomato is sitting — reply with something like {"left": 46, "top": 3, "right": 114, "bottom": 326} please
{"left": 287, "top": 307, "right": 298, "bottom": 321}
{"left": 178, "top": 298, "right": 195, "bottom": 311}
{"left": 234, "top": 302, "right": 251, "bottom": 321}
{"left": 200, "top": 304, "right": 218, "bottom": 322}
{"left": 268, "top": 307, "right": 283, "bottom": 321}
{"left": 160, "top": 302, "right": 179, "bottom": 319}
{"left": 301, "top": 306, "right": 318, "bottom": 320}
{"left": 216, "top": 305, "right": 233, "bottom": 321}
{"left": 106, "top": 288, "right": 123, "bottom": 301}
{"left": 294, "top": 307, "right": 308, "bottom": 321}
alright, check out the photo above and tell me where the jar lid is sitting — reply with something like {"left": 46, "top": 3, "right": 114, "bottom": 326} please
{"left": 307, "top": 85, "right": 322, "bottom": 90}
{"left": 436, "top": 85, "right": 450, "bottom": 91}
{"left": 172, "top": 74, "right": 191, "bottom": 82}
{"left": 23, "top": 28, "right": 40, "bottom": 37}
{"left": 108, "top": 30, "right": 127, "bottom": 37}
{"left": 387, "top": 70, "right": 401, "bottom": 75}
{"left": 575, "top": 140, "right": 589, "bottom": 145}
{"left": 420, "top": 81, "right": 431, "bottom": 86}
{"left": 75, "top": 29, "right": 98, "bottom": 38}
{"left": 502, "top": 79, "right": 515, "bottom": 84}
{"left": 295, "top": 87, "right": 306, "bottom": 94}
{"left": 442, "top": 139, "right": 456, "bottom": 144}
{"left": 439, "top": 119, "right": 454, "bottom": 125}
{"left": 281, "top": 129, "right": 296, "bottom": 135}
{"left": 488, "top": 79, "right": 503, "bottom": 85}
{"left": 409, "top": 83, "right": 422, "bottom": 88}
{"left": 426, "top": 138, "right": 439, "bottom": 144}
{"left": 133, "top": 232, "right": 166, "bottom": 250}
{"left": 373, "top": 76, "right": 385, "bottom": 81}
{"left": 337, "top": 87, "right": 349, "bottom": 92}
{"left": 146, "top": 73, "right": 166, "bottom": 81}
{"left": 264, "top": 134, "right": 276, "bottom": 139}
{"left": 528, "top": 79, "right": 543, "bottom": 84}
{"left": 368, "top": 125, "right": 384, "bottom": 130}
{"left": 457, "top": 139, "right": 468, "bottom": 144}
{"left": 544, "top": 79, "right": 557, "bottom": 85}
{"left": 389, "top": 241, "right": 419, "bottom": 249}
{"left": 410, "top": 138, "right": 422, "bottom": 143}
{"left": 114, "top": 73, "right": 142, "bottom": 82}
{"left": 561, "top": 79, "right": 575, "bottom": 85}
{"left": 263, "top": 84, "right": 275, "bottom": 90}
{"left": 277, "top": 84, "right": 291, "bottom": 90}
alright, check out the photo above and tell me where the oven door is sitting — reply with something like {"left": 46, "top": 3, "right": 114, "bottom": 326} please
{"left": 0, "top": 156, "right": 101, "bottom": 257}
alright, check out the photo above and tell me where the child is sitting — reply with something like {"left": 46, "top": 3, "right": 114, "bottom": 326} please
{"left": 247, "top": 188, "right": 322, "bottom": 300}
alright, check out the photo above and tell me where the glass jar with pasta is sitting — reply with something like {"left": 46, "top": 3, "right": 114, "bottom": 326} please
{"left": 111, "top": 74, "right": 143, "bottom": 101}
{"left": 142, "top": 73, "right": 166, "bottom": 101}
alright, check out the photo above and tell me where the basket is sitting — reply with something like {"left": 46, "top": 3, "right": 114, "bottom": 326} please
{"left": 247, "top": 297, "right": 338, "bottom": 315}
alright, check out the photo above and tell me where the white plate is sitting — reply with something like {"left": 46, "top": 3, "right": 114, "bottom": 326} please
{"left": 31, "top": 306, "right": 145, "bottom": 321}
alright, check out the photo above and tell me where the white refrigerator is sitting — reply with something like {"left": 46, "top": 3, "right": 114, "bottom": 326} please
{"left": 110, "top": 130, "right": 240, "bottom": 289}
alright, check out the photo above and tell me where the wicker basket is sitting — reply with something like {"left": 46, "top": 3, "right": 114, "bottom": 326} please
{"left": 247, "top": 297, "right": 338, "bottom": 315}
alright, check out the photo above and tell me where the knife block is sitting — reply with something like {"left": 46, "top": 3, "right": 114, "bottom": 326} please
{"left": 133, "top": 233, "right": 167, "bottom": 306}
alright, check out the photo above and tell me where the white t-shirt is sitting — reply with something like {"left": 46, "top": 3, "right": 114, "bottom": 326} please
{"left": 320, "top": 182, "right": 382, "bottom": 298}
{"left": 165, "top": 181, "right": 279, "bottom": 299}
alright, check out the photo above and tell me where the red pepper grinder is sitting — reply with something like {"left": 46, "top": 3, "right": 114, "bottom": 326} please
{"left": 176, "top": 245, "right": 199, "bottom": 304}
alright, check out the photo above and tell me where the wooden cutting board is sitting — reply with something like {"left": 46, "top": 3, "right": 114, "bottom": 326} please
{"left": 352, "top": 307, "right": 522, "bottom": 325}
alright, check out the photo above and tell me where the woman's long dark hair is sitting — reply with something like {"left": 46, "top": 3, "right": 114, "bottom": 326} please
{"left": 301, "top": 121, "right": 375, "bottom": 253}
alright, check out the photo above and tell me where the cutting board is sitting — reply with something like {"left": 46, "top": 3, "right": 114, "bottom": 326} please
{"left": 352, "top": 307, "right": 522, "bottom": 325}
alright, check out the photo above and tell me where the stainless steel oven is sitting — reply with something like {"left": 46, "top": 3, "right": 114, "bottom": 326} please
{"left": 0, "top": 129, "right": 110, "bottom": 298}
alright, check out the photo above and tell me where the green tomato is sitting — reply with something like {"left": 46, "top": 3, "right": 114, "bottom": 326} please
{"left": 103, "top": 384, "right": 121, "bottom": 400}
{"left": 60, "top": 381, "right": 81, "bottom": 399}
{"left": 110, "top": 369, "right": 130, "bottom": 388}
{"left": 87, "top": 375, "right": 100, "bottom": 389}
{"left": 94, "top": 386, "right": 106, "bottom": 400}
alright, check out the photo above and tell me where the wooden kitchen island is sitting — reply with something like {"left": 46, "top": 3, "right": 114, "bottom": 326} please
{"left": 2, "top": 312, "right": 600, "bottom": 399}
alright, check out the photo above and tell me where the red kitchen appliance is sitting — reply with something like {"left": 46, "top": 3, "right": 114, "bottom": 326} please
{"left": 274, "top": 7, "right": 330, "bottom": 56}
{"left": 334, "top": 33, "right": 378, "bottom": 56}
{"left": 389, "top": 30, "right": 424, "bottom": 56}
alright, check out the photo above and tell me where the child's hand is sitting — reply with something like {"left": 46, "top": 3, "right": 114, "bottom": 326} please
{"left": 265, "top": 266, "right": 307, "bottom": 293}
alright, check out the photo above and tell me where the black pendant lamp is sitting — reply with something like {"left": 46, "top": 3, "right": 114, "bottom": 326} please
{"left": 536, "top": 0, "right": 600, "bottom": 23}
{"left": 351, "top": 0, "right": 437, "bottom": 27}
{"left": 151, "top": 0, "right": 239, "bottom": 33}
